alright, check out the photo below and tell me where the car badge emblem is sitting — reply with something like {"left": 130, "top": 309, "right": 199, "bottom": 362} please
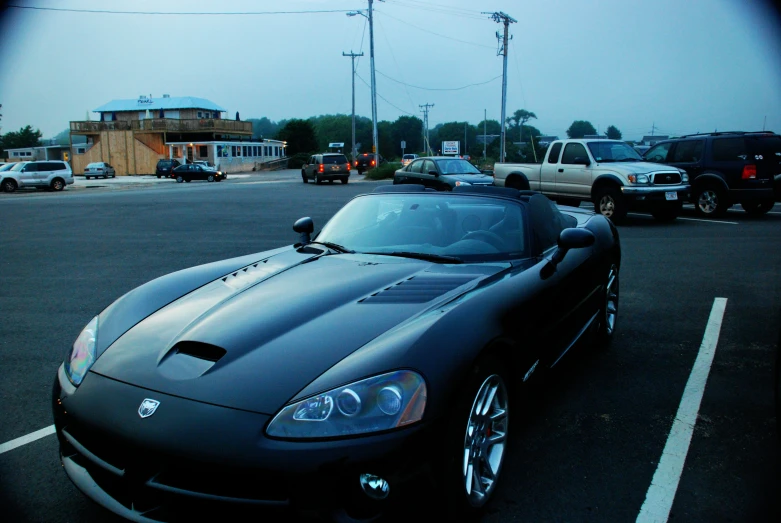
{"left": 666, "top": 175, "right": 671, "bottom": 182}
{"left": 138, "top": 398, "right": 161, "bottom": 418}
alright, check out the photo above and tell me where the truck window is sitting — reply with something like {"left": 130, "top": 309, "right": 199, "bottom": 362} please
{"left": 644, "top": 142, "right": 672, "bottom": 163}
{"left": 671, "top": 140, "right": 704, "bottom": 163}
{"left": 547, "top": 143, "right": 563, "bottom": 164}
{"left": 711, "top": 138, "right": 747, "bottom": 162}
{"left": 561, "top": 143, "right": 588, "bottom": 164}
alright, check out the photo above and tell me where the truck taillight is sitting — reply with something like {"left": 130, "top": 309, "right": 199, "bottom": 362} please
{"left": 319, "top": 164, "right": 324, "bottom": 173}
{"left": 742, "top": 164, "right": 757, "bottom": 179}
{"left": 354, "top": 160, "right": 358, "bottom": 166}
{"left": 371, "top": 160, "right": 376, "bottom": 166}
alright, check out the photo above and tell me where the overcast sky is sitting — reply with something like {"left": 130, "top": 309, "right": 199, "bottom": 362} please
{"left": 0, "top": 0, "right": 779, "bottom": 141}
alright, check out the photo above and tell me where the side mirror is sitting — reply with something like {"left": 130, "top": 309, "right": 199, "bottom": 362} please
{"left": 428, "top": 170, "right": 439, "bottom": 176}
{"left": 293, "top": 217, "right": 314, "bottom": 245}
{"left": 573, "top": 156, "right": 591, "bottom": 166}
{"left": 550, "top": 228, "right": 595, "bottom": 264}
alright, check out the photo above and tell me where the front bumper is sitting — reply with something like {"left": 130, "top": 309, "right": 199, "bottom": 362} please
{"left": 52, "top": 366, "right": 439, "bottom": 521}
{"left": 621, "top": 184, "right": 690, "bottom": 205}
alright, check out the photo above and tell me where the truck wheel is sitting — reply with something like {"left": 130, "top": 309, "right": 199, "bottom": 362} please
{"left": 50, "top": 178, "right": 66, "bottom": 191}
{"left": 1, "top": 178, "right": 17, "bottom": 193}
{"left": 741, "top": 199, "right": 775, "bottom": 215}
{"left": 693, "top": 185, "right": 728, "bottom": 218}
{"left": 651, "top": 202, "right": 682, "bottom": 222}
{"left": 593, "top": 187, "right": 627, "bottom": 223}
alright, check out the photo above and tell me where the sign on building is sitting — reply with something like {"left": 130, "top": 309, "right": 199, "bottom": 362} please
{"left": 442, "top": 141, "right": 460, "bottom": 155}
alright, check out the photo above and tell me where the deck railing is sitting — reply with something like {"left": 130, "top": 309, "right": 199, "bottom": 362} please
{"left": 70, "top": 119, "right": 253, "bottom": 134}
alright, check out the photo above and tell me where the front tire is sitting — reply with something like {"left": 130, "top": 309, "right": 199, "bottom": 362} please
{"left": 207, "top": 174, "right": 215, "bottom": 182}
{"left": 442, "top": 354, "right": 509, "bottom": 519}
{"left": 1, "top": 178, "right": 17, "bottom": 193}
{"left": 693, "top": 185, "right": 728, "bottom": 218}
{"left": 741, "top": 199, "right": 775, "bottom": 215}
{"left": 176, "top": 175, "right": 184, "bottom": 183}
{"left": 593, "top": 186, "right": 627, "bottom": 223}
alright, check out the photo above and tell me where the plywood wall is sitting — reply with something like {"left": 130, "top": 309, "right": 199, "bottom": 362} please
{"left": 71, "top": 137, "right": 103, "bottom": 174}
{"left": 133, "top": 137, "right": 163, "bottom": 175}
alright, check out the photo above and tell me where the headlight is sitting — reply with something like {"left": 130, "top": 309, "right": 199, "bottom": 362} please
{"left": 266, "top": 370, "right": 427, "bottom": 439}
{"left": 454, "top": 181, "right": 471, "bottom": 186}
{"left": 627, "top": 174, "right": 649, "bottom": 184}
{"left": 64, "top": 316, "right": 98, "bottom": 386}
{"left": 680, "top": 171, "right": 689, "bottom": 182}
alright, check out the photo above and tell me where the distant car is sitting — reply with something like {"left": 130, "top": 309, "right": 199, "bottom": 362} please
{"left": 0, "top": 160, "right": 74, "bottom": 193}
{"left": 84, "top": 162, "right": 116, "bottom": 180}
{"left": 393, "top": 156, "right": 494, "bottom": 191}
{"left": 301, "top": 153, "right": 351, "bottom": 184}
{"left": 401, "top": 154, "right": 419, "bottom": 166}
{"left": 354, "top": 153, "right": 386, "bottom": 174}
{"left": 0, "top": 163, "right": 15, "bottom": 173}
{"left": 173, "top": 164, "right": 225, "bottom": 183}
{"left": 643, "top": 131, "right": 780, "bottom": 217}
{"left": 156, "top": 159, "right": 181, "bottom": 179}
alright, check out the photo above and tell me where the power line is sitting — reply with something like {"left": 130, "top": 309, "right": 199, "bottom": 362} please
{"left": 383, "top": 0, "right": 486, "bottom": 20}
{"left": 6, "top": 5, "right": 359, "bottom": 15}
{"left": 356, "top": 73, "right": 415, "bottom": 116}
{"left": 376, "top": 9, "right": 494, "bottom": 49}
{"left": 377, "top": 70, "right": 502, "bottom": 91}
{"left": 374, "top": 18, "right": 418, "bottom": 115}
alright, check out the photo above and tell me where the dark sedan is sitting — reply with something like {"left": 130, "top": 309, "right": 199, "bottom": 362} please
{"left": 394, "top": 156, "right": 494, "bottom": 191}
{"left": 53, "top": 185, "right": 620, "bottom": 522}
{"left": 173, "top": 163, "right": 225, "bottom": 183}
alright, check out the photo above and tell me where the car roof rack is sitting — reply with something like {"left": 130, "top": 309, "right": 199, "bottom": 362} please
{"left": 679, "top": 131, "right": 776, "bottom": 138}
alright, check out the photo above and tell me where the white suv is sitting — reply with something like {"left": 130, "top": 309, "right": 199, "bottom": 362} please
{"left": 0, "top": 160, "right": 74, "bottom": 193}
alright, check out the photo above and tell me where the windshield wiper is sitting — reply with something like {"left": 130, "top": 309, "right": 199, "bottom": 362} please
{"left": 363, "top": 251, "right": 463, "bottom": 264}
{"left": 310, "top": 241, "right": 355, "bottom": 253}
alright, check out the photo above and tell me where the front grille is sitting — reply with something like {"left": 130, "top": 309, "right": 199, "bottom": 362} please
{"left": 652, "top": 172, "right": 682, "bottom": 185}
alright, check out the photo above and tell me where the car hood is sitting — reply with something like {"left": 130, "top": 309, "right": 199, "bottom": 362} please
{"left": 598, "top": 161, "right": 681, "bottom": 175}
{"left": 90, "top": 249, "right": 505, "bottom": 414}
{"left": 445, "top": 173, "right": 494, "bottom": 183}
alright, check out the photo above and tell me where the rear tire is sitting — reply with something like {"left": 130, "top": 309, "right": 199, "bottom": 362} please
{"left": 51, "top": 178, "right": 65, "bottom": 191}
{"left": 596, "top": 263, "right": 619, "bottom": 348}
{"left": 176, "top": 175, "right": 184, "bottom": 183}
{"left": 593, "top": 186, "right": 627, "bottom": 223}
{"left": 315, "top": 174, "right": 322, "bottom": 185}
{"left": 342, "top": 176, "right": 349, "bottom": 184}
{"left": 741, "top": 199, "right": 775, "bottom": 215}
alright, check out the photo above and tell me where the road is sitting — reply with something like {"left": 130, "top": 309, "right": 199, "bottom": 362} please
{"left": 1, "top": 171, "right": 780, "bottom": 522}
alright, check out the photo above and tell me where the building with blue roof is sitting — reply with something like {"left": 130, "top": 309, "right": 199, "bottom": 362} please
{"left": 69, "top": 94, "right": 284, "bottom": 175}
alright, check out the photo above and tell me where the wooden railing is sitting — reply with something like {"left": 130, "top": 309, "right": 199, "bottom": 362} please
{"left": 70, "top": 119, "right": 253, "bottom": 134}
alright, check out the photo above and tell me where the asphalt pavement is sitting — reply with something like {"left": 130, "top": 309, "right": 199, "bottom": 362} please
{"left": 1, "top": 178, "right": 780, "bottom": 522}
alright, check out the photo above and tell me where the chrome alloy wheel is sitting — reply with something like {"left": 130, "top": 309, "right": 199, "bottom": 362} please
{"left": 605, "top": 264, "right": 619, "bottom": 336}
{"left": 462, "top": 374, "right": 508, "bottom": 507}
{"left": 697, "top": 189, "right": 719, "bottom": 215}
{"left": 598, "top": 195, "right": 616, "bottom": 218}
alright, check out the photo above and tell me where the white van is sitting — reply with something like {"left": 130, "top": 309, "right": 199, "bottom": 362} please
{"left": 0, "top": 160, "right": 74, "bottom": 193}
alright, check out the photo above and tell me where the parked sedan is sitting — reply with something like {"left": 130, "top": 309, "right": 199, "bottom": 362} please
{"left": 394, "top": 156, "right": 494, "bottom": 191}
{"left": 173, "top": 163, "right": 225, "bottom": 183}
{"left": 84, "top": 162, "right": 116, "bottom": 179}
{"left": 53, "top": 185, "right": 620, "bottom": 521}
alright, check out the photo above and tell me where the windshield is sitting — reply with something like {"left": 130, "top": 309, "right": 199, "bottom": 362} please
{"left": 587, "top": 141, "right": 643, "bottom": 162}
{"left": 435, "top": 159, "right": 482, "bottom": 175}
{"left": 315, "top": 193, "right": 528, "bottom": 262}
{"left": 403, "top": 155, "right": 416, "bottom": 160}
{"left": 10, "top": 162, "right": 27, "bottom": 172}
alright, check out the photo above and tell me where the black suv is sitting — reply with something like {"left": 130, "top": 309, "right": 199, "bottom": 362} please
{"left": 156, "top": 159, "right": 181, "bottom": 179}
{"left": 643, "top": 131, "right": 780, "bottom": 217}
{"left": 353, "top": 153, "right": 385, "bottom": 174}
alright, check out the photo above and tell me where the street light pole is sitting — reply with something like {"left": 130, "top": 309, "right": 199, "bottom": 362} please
{"left": 342, "top": 51, "right": 364, "bottom": 163}
{"left": 484, "top": 11, "right": 516, "bottom": 163}
{"left": 368, "top": 0, "right": 379, "bottom": 165}
{"left": 420, "top": 103, "right": 434, "bottom": 155}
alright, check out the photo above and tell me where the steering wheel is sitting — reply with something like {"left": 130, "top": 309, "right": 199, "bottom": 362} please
{"left": 462, "top": 230, "right": 506, "bottom": 251}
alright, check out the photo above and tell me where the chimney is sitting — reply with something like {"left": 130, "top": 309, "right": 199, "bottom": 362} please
{"left": 162, "top": 94, "right": 170, "bottom": 98}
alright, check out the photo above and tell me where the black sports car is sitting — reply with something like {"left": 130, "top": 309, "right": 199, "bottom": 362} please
{"left": 393, "top": 156, "right": 494, "bottom": 191}
{"left": 53, "top": 185, "right": 620, "bottom": 522}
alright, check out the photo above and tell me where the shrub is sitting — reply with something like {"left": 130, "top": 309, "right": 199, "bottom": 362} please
{"left": 287, "top": 152, "right": 312, "bottom": 170}
{"left": 364, "top": 162, "right": 402, "bottom": 180}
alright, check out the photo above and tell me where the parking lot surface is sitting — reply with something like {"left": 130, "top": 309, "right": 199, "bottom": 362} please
{"left": 1, "top": 179, "right": 779, "bottom": 522}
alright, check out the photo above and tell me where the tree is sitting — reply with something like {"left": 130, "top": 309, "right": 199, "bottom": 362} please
{"left": 275, "top": 119, "right": 317, "bottom": 155}
{"left": 566, "top": 120, "right": 597, "bottom": 139}
{"left": 390, "top": 115, "right": 423, "bottom": 156}
{"left": 247, "top": 117, "right": 279, "bottom": 140}
{"left": 506, "top": 109, "right": 537, "bottom": 143}
{"left": 605, "top": 125, "right": 622, "bottom": 140}
{"left": 0, "top": 124, "right": 42, "bottom": 157}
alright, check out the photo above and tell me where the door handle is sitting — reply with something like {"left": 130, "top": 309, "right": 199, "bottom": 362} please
{"left": 558, "top": 168, "right": 564, "bottom": 173}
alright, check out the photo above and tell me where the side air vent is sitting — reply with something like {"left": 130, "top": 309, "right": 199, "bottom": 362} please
{"left": 222, "top": 260, "right": 277, "bottom": 291}
{"left": 173, "top": 341, "right": 227, "bottom": 362}
{"left": 359, "top": 274, "right": 477, "bottom": 304}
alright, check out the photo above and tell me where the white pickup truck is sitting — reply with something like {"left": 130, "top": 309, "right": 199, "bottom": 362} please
{"left": 493, "top": 139, "right": 690, "bottom": 222}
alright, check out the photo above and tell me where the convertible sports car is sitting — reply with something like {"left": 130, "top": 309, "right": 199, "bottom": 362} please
{"left": 53, "top": 185, "right": 620, "bottom": 522}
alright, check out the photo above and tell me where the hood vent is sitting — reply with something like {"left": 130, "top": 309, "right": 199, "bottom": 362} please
{"left": 157, "top": 342, "right": 226, "bottom": 380}
{"left": 222, "top": 260, "right": 278, "bottom": 291}
{"left": 359, "top": 274, "right": 477, "bottom": 304}
{"left": 173, "top": 341, "right": 227, "bottom": 362}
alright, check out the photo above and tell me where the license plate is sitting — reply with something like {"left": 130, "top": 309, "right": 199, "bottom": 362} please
{"left": 665, "top": 191, "right": 678, "bottom": 201}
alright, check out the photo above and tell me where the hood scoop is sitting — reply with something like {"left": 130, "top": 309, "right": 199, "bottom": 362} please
{"left": 157, "top": 341, "right": 227, "bottom": 380}
{"left": 359, "top": 274, "right": 477, "bottom": 304}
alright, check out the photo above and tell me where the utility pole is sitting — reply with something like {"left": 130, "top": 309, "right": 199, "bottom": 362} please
{"left": 484, "top": 11, "right": 516, "bottom": 163}
{"left": 464, "top": 121, "right": 467, "bottom": 157}
{"left": 483, "top": 109, "right": 487, "bottom": 160}
{"left": 650, "top": 122, "right": 657, "bottom": 136}
{"left": 342, "top": 51, "right": 364, "bottom": 162}
{"left": 420, "top": 103, "right": 434, "bottom": 155}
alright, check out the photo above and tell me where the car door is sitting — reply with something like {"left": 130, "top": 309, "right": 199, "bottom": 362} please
{"left": 20, "top": 163, "right": 42, "bottom": 186}
{"left": 666, "top": 139, "right": 705, "bottom": 180}
{"left": 556, "top": 143, "right": 592, "bottom": 196}
{"left": 402, "top": 159, "right": 425, "bottom": 185}
{"left": 419, "top": 159, "right": 441, "bottom": 190}
{"left": 541, "top": 142, "right": 563, "bottom": 193}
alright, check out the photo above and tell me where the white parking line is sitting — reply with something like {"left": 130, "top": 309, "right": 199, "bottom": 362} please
{"left": 0, "top": 425, "right": 55, "bottom": 455}
{"left": 636, "top": 297, "right": 728, "bottom": 523}
{"left": 676, "top": 217, "right": 738, "bottom": 225}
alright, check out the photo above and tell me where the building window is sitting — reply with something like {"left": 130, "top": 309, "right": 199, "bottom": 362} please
{"left": 199, "top": 145, "right": 208, "bottom": 157}
{"left": 197, "top": 111, "right": 203, "bottom": 118}
{"left": 231, "top": 146, "right": 238, "bottom": 157}
{"left": 274, "top": 146, "right": 279, "bottom": 157}
{"left": 242, "top": 146, "right": 248, "bottom": 157}
{"left": 76, "top": 147, "right": 86, "bottom": 154}
{"left": 218, "top": 145, "right": 228, "bottom": 157}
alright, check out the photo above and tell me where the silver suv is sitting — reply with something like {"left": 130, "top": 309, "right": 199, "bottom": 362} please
{"left": 1, "top": 161, "right": 74, "bottom": 193}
